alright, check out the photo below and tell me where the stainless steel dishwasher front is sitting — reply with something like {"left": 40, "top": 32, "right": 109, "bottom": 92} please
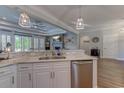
{"left": 71, "top": 60, "right": 93, "bottom": 88}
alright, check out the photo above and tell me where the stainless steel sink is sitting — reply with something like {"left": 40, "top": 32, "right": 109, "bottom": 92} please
{"left": 0, "top": 57, "right": 9, "bottom": 62}
{"left": 50, "top": 56, "right": 66, "bottom": 59}
{"left": 38, "top": 57, "right": 50, "bottom": 60}
{"left": 38, "top": 56, "right": 66, "bottom": 60}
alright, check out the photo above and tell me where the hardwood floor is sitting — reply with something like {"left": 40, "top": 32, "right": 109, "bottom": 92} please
{"left": 98, "top": 58, "right": 124, "bottom": 88}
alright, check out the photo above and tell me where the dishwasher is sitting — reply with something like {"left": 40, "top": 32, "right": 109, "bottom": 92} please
{"left": 71, "top": 60, "right": 93, "bottom": 88}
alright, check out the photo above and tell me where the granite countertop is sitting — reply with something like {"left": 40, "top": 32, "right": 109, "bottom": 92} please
{"left": 0, "top": 53, "right": 97, "bottom": 68}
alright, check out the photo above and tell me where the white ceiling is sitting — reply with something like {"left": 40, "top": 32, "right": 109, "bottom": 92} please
{"left": 3, "top": 5, "right": 124, "bottom": 34}
{"left": 37, "top": 5, "right": 124, "bottom": 28}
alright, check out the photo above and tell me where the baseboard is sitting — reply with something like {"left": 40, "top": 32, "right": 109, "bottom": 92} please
{"left": 100, "top": 57, "right": 124, "bottom": 61}
{"left": 116, "top": 58, "right": 124, "bottom": 61}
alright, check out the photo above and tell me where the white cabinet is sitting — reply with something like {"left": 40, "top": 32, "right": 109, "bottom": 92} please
{"left": 0, "top": 61, "right": 71, "bottom": 88}
{"left": 0, "top": 74, "right": 12, "bottom": 88}
{"left": 0, "top": 74, "right": 15, "bottom": 88}
{"left": 0, "top": 65, "right": 17, "bottom": 88}
{"left": 53, "top": 62, "right": 71, "bottom": 88}
{"left": 33, "top": 63, "right": 52, "bottom": 88}
{"left": 17, "top": 64, "right": 33, "bottom": 88}
{"left": 53, "top": 70, "right": 70, "bottom": 88}
{"left": 33, "top": 71, "right": 52, "bottom": 88}
{"left": 33, "top": 61, "right": 71, "bottom": 88}
{"left": 15, "top": 61, "right": 71, "bottom": 88}
{"left": 17, "top": 70, "right": 32, "bottom": 88}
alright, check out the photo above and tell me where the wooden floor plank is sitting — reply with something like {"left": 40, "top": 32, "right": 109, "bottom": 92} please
{"left": 98, "top": 59, "right": 124, "bottom": 88}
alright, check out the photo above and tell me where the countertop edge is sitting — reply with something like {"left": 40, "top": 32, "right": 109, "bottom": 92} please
{"left": 0, "top": 57, "right": 97, "bottom": 68}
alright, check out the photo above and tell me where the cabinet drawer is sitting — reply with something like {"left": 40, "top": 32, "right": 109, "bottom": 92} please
{"left": 18, "top": 64, "right": 32, "bottom": 71}
{"left": 0, "top": 66, "right": 13, "bottom": 77}
{"left": 53, "top": 61, "right": 70, "bottom": 69}
{"left": 33, "top": 62, "right": 51, "bottom": 71}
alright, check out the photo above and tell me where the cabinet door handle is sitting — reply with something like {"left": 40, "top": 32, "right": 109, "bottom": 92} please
{"left": 20, "top": 67, "right": 29, "bottom": 69}
{"left": 12, "top": 76, "right": 14, "bottom": 84}
{"left": 50, "top": 72, "right": 53, "bottom": 78}
{"left": 72, "top": 61, "right": 92, "bottom": 65}
{"left": 53, "top": 72, "right": 55, "bottom": 78}
{"left": 28, "top": 73, "right": 31, "bottom": 80}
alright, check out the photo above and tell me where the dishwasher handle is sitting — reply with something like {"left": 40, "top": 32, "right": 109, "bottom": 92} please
{"left": 72, "top": 61, "right": 92, "bottom": 65}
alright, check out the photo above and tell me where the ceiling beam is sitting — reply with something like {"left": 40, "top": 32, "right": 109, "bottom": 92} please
{"left": 14, "top": 5, "right": 78, "bottom": 34}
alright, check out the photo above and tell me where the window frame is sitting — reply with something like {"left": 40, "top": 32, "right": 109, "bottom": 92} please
{"left": 0, "top": 30, "right": 13, "bottom": 51}
{"left": 0, "top": 30, "right": 45, "bottom": 52}
{"left": 14, "top": 34, "right": 32, "bottom": 52}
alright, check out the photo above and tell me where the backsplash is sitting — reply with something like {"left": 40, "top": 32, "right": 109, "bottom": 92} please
{"left": 0, "top": 51, "right": 45, "bottom": 59}
{"left": 0, "top": 50, "right": 66, "bottom": 59}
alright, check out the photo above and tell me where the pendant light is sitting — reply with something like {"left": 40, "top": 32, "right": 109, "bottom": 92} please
{"left": 76, "top": 6, "right": 85, "bottom": 30}
{"left": 18, "top": 12, "right": 31, "bottom": 27}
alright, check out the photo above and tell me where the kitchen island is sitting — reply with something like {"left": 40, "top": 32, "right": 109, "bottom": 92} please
{"left": 0, "top": 50, "right": 97, "bottom": 88}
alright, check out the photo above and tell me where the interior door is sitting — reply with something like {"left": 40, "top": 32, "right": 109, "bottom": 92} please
{"left": 103, "top": 33, "right": 118, "bottom": 58}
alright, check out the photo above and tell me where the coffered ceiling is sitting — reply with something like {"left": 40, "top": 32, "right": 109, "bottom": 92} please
{"left": 1, "top": 5, "right": 124, "bottom": 34}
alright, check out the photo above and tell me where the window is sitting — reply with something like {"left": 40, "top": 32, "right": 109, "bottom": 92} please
{"left": 1, "top": 34, "right": 11, "bottom": 50}
{"left": 15, "top": 35, "right": 32, "bottom": 52}
{"left": 22, "top": 36, "right": 31, "bottom": 51}
{"left": 0, "top": 30, "right": 45, "bottom": 52}
{"left": 15, "top": 35, "right": 22, "bottom": 52}
{"left": 39, "top": 38, "right": 45, "bottom": 50}
{"left": 33, "top": 37, "right": 45, "bottom": 50}
{"left": 34, "top": 37, "right": 39, "bottom": 50}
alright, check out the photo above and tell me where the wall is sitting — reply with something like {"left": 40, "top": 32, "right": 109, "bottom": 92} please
{"left": 79, "top": 29, "right": 103, "bottom": 56}
{"left": 99, "top": 20, "right": 123, "bottom": 59}
{"left": 118, "top": 29, "right": 124, "bottom": 60}
{"left": 79, "top": 20, "right": 124, "bottom": 60}
{"left": 64, "top": 32, "right": 78, "bottom": 50}
{"left": 102, "top": 29, "right": 118, "bottom": 59}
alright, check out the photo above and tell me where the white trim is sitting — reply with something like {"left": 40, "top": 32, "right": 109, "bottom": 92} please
{"left": 93, "top": 59, "right": 97, "bottom": 88}
{"left": 100, "top": 56, "right": 124, "bottom": 61}
{"left": 115, "top": 58, "right": 124, "bottom": 61}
